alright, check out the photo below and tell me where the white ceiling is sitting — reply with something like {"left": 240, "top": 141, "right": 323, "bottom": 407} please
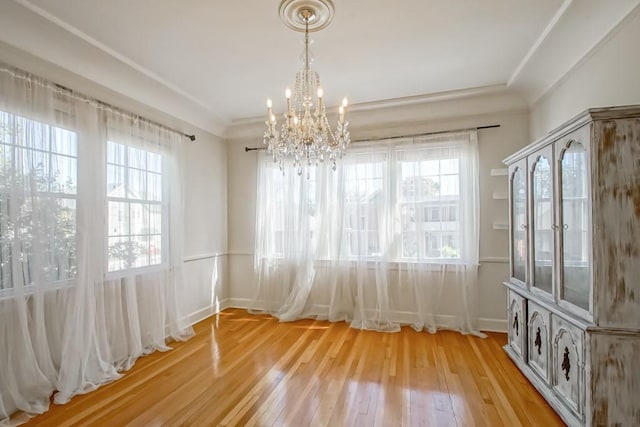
{"left": 0, "top": 0, "right": 639, "bottom": 135}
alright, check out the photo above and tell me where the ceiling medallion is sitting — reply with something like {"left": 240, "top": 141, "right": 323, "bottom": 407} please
{"left": 264, "top": 0, "right": 350, "bottom": 175}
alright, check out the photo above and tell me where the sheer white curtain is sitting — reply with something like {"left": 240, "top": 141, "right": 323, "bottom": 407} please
{"left": 0, "top": 64, "right": 192, "bottom": 425}
{"left": 252, "top": 131, "right": 483, "bottom": 336}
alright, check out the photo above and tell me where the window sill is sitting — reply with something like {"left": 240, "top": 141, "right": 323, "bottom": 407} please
{"left": 106, "top": 264, "right": 169, "bottom": 281}
{"left": 0, "top": 265, "right": 171, "bottom": 301}
{"left": 0, "top": 278, "right": 75, "bottom": 301}
{"left": 258, "top": 257, "right": 478, "bottom": 270}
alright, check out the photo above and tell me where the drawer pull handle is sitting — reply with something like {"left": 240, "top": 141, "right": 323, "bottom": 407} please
{"left": 561, "top": 347, "right": 571, "bottom": 381}
{"left": 535, "top": 327, "right": 542, "bottom": 355}
{"left": 513, "top": 312, "right": 519, "bottom": 336}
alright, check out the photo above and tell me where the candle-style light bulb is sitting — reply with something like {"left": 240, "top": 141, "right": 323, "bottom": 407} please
{"left": 317, "top": 88, "right": 323, "bottom": 98}
{"left": 266, "top": 99, "right": 272, "bottom": 108}
{"left": 270, "top": 114, "right": 276, "bottom": 124}
{"left": 285, "top": 88, "right": 292, "bottom": 115}
{"left": 342, "top": 97, "right": 348, "bottom": 108}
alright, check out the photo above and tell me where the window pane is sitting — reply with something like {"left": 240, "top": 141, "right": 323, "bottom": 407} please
{"left": 128, "top": 146, "right": 146, "bottom": 170}
{"left": 107, "top": 164, "right": 126, "bottom": 197}
{"left": 149, "top": 235, "right": 162, "bottom": 265}
{"left": 440, "top": 175, "right": 459, "bottom": 196}
{"left": 147, "top": 172, "right": 161, "bottom": 202}
{"left": 423, "top": 160, "right": 439, "bottom": 176}
{"left": 108, "top": 236, "right": 129, "bottom": 271}
{"left": 52, "top": 128, "right": 77, "bottom": 157}
{"left": 36, "top": 197, "right": 77, "bottom": 282}
{"left": 131, "top": 236, "right": 149, "bottom": 268}
{"left": 440, "top": 158, "right": 459, "bottom": 175}
{"left": 0, "top": 241, "right": 11, "bottom": 290}
{"left": 128, "top": 168, "right": 146, "bottom": 200}
{"left": 341, "top": 155, "right": 386, "bottom": 258}
{"left": 147, "top": 152, "right": 162, "bottom": 173}
{"left": 402, "top": 232, "right": 418, "bottom": 258}
{"left": 130, "top": 203, "right": 150, "bottom": 235}
{"left": 1, "top": 143, "right": 11, "bottom": 175}
{"left": 107, "top": 141, "right": 125, "bottom": 165}
{"left": 20, "top": 117, "right": 49, "bottom": 151}
{"left": 149, "top": 204, "right": 162, "bottom": 234}
{"left": 108, "top": 202, "right": 129, "bottom": 236}
{"left": 0, "top": 112, "right": 11, "bottom": 144}
{"left": 18, "top": 148, "right": 49, "bottom": 192}
{"left": 51, "top": 154, "right": 77, "bottom": 194}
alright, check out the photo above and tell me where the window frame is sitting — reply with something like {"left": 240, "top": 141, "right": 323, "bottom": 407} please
{"left": 105, "top": 139, "right": 168, "bottom": 279}
{"left": 0, "top": 108, "right": 79, "bottom": 297}
{"left": 256, "top": 134, "right": 477, "bottom": 266}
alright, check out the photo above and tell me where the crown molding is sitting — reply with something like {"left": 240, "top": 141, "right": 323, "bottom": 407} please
{"left": 2, "top": 0, "right": 230, "bottom": 137}
{"left": 225, "top": 85, "right": 528, "bottom": 141}
{"left": 508, "top": 0, "right": 573, "bottom": 88}
{"left": 508, "top": 0, "right": 640, "bottom": 105}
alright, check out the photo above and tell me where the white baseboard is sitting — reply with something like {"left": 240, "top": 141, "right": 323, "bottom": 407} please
{"left": 223, "top": 297, "right": 507, "bottom": 333}
{"left": 183, "top": 298, "right": 231, "bottom": 326}
{"left": 227, "top": 297, "right": 254, "bottom": 308}
{"left": 477, "top": 318, "right": 507, "bottom": 333}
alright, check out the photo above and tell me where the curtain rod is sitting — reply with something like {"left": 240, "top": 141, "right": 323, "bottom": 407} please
{"left": 55, "top": 84, "right": 197, "bottom": 142}
{"left": 0, "top": 64, "right": 196, "bottom": 142}
{"left": 244, "top": 124, "right": 499, "bottom": 152}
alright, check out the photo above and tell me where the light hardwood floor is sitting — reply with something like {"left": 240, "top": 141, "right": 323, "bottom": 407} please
{"left": 23, "top": 308, "right": 564, "bottom": 426}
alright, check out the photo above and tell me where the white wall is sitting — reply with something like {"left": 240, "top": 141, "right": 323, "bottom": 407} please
{"left": 226, "top": 90, "right": 530, "bottom": 331}
{"left": 182, "top": 131, "right": 229, "bottom": 324}
{"left": 0, "top": 44, "right": 229, "bottom": 325}
{"left": 530, "top": 7, "right": 640, "bottom": 139}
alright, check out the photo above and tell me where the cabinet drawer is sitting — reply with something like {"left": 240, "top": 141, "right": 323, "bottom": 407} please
{"left": 527, "top": 301, "right": 551, "bottom": 383}
{"left": 551, "top": 315, "right": 585, "bottom": 419}
{"left": 508, "top": 290, "right": 526, "bottom": 359}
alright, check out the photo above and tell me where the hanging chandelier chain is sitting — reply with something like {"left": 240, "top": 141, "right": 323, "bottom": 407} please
{"left": 303, "top": 10, "right": 310, "bottom": 71}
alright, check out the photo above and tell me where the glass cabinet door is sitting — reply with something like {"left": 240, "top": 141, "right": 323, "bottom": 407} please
{"left": 510, "top": 163, "right": 527, "bottom": 284}
{"left": 559, "top": 140, "right": 590, "bottom": 312}
{"left": 530, "top": 151, "right": 553, "bottom": 295}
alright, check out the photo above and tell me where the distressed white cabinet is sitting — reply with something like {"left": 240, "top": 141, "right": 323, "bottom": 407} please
{"left": 503, "top": 106, "right": 640, "bottom": 427}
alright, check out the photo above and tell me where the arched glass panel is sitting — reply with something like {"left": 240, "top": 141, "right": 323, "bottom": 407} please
{"left": 560, "top": 142, "right": 590, "bottom": 311}
{"left": 532, "top": 156, "right": 553, "bottom": 294}
{"left": 511, "top": 168, "right": 526, "bottom": 282}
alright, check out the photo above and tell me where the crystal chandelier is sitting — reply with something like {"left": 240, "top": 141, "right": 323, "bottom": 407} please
{"left": 264, "top": 0, "right": 350, "bottom": 174}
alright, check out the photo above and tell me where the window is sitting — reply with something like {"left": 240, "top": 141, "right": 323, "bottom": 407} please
{"left": 342, "top": 153, "right": 386, "bottom": 258}
{"left": 106, "top": 141, "right": 163, "bottom": 272}
{"left": 0, "top": 110, "right": 78, "bottom": 291}
{"left": 398, "top": 152, "right": 461, "bottom": 260}
{"left": 258, "top": 164, "right": 317, "bottom": 258}
{"left": 255, "top": 132, "right": 478, "bottom": 265}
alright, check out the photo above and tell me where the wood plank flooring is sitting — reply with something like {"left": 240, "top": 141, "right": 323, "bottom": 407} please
{"left": 23, "top": 308, "right": 564, "bottom": 426}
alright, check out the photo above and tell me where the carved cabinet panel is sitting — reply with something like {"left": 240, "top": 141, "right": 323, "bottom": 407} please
{"left": 552, "top": 316, "right": 584, "bottom": 419}
{"left": 527, "top": 302, "right": 550, "bottom": 382}
{"left": 508, "top": 290, "right": 525, "bottom": 359}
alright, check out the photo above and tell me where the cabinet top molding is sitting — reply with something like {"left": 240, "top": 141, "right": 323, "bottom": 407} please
{"left": 503, "top": 105, "right": 640, "bottom": 165}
